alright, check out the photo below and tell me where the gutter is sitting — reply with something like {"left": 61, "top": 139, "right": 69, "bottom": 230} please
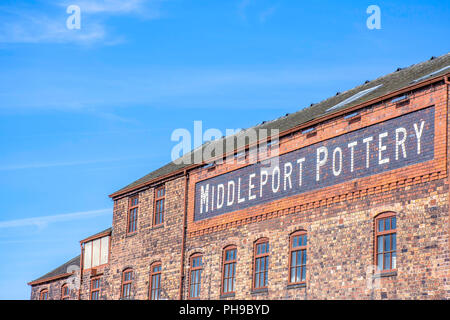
{"left": 27, "top": 272, "right": 74, "bottom": 286}
{"left": 108, "top": 73, "right": 450, "bottom": 200}
{"left": 79, "top": 229, "right": 112, "bottom": 244}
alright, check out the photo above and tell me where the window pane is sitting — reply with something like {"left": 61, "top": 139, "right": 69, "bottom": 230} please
{"left": 377, "top": 236, "right": 383, "bottom": 253}
{"left": 391, "top": 216, "right": 396, "bottom": 229}
{"left": 84, "top": 241, "right": 92, "bottom": 269}
{"left": 385, "top": 234, "right": 391, "bottom": 252}
{"left": 384, "top": 253, "right": 391, "bottom": 270}
{"left": 392, "top": 233, "right": 397, "bottom": 250}
{"left": 378, "top": 219, "right": 384, "bottom": 232}
{"left": 392, "top": 252, "right": 397, "bottom": 269}
{"left": 385, "top": 218, "right": 390, "bottom": 231}
{"left": 377, "top": 254, "right": 383, "bottom": 271}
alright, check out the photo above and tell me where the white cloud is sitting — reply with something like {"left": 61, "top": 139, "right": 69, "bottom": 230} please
{"left": 0, "top": 10, "right": 105, "bottom": 44}
{"left": 67, "top": 0, "right": 147, "bottom": 15}
{"left": 0, "top": 0, "right": 163, "bottom": 45}
{"left": 0, "top": 208, "right": 111, "bottom": 229}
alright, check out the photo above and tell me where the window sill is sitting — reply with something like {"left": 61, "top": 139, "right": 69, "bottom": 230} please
{"left": 251, "top": 288, "right": 268, "bottom": 295}
{"left": 126, "top": 232, "right": 137, "bottom": 238}
{"left": 286, "top": 283, "right": 306, "bottom": 290}
{"left": 373, "top": 271, "right": 397, "bottom": 279}
{"left": 220, "top": 293, "right": 235, "bottom": 299}
{"left": 151, "top": 224, "right": 164, "bottom": 230}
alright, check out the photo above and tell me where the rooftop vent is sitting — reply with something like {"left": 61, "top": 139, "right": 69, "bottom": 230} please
{"left": 411, "top": 65, "right": 450, "bottom": 83}
{"left": 327, "top": 84, "right": 383, "bottom": 112}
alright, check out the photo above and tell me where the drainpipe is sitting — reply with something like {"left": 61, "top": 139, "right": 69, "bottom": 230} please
{"left": 446, "top": 75, "right": 450, "bottom": 275}
{"left": 179, "top": 170, "right": 189, "bottom": 300}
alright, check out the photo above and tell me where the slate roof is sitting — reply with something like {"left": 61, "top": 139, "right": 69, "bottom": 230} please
{"left": 29, "top": 255, "right": 80, "bottom": 284}
{"left": 29, "top": 227, "right": 112, "bottom": 285}
{"left": 111, "top": 53, "right": 450, "bottom": 197}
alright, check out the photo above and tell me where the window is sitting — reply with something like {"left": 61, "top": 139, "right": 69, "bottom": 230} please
{"left": 83, "top": 235, "right": 110, "bottom": 269}
{"left": 128, "top": 195, "right": 139, "bottom": 233}
{"left": 61, "top": 284, "right": 69, "bottom": 300}
{"left": 289, "top": 231, "right": 307, "bottom": 284}
{"left": 121, "top": 269, "right": 133, "bottom": 299}
{"left": 149, "top": 262, "right": 162, "bottom": 300}
{"left": 221, "top": 246, "right": 237, "bottom": 295}
{"left": 375, "top": 213, "right": 397, "bottom": 272}
{"left": 90, "top": 277, "right": 100, "bottom": 300}
{"left": 253, "top": 238, "right": 269, "bottom": 290}
{"left": 189, "top": 254, "right": 203, "bottom": 299}
{"left": 154, "top": 186, "right": 165, "bottom": 226}
{"left": 40, "top": 289, "right": 48, "bottom": 300}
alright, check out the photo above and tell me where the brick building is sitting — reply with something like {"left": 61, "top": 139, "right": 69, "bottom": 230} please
{"left": 29, "top": 53, "right": 450, "bottom": 300}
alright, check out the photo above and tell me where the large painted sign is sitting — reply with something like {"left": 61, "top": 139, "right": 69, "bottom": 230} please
{"left": 194, "top": 107, "right": 435, "bottom": 221}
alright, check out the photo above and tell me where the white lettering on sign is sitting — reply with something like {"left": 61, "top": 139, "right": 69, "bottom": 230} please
{"left": 194, "top": 107, "right": 434, "bottom": 221}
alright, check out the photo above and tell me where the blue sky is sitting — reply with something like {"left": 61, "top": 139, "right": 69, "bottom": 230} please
{"left": 0, "top": 0, "right": 448, "bottom": 299}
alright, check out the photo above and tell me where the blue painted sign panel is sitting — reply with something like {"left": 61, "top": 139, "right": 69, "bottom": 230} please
{"left": 194, "top": 107, "right": 434, "bottom": 221}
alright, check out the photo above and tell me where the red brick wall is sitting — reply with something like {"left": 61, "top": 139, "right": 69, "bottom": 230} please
{"left": 181, "top": 81, "right": 450, "bottom": 299}
{"left": 30, "top": 277, "right": 79, "bottom": 300}
{"left": 183, "top": 179, "right": 449, "bottom": 299}
{"left": 34, "top": 81, "right": 448, "bottom": 300}
{"left": 101, "top": 176, "right": 186, "bottom": 300}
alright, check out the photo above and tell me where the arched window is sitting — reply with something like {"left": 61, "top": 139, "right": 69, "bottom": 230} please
{"left": 289, "top": 231, "right": 307, "bottom": 284}
{"left": 375, "top": 212, "right": 397, "bottom": 272}
{"left": 149, "top": 262, "right": 162, "bottom": 300}
{"left": 189, "top": 253, "right": 203, "bottom": 299}
{"left": 127, "top": 195, "right": 139, "bottom": 233}
{"left": 253, "top": 238, "right": 269, "bottom": 290}
{"left": 61, "top": 284, "right": 69, "bottom": 300}
{"left": 39, "top": 289, "right": 48, "bottom": 300}
{"left": 121, "top": 268, "right": 133, "bottom": 299}
{"left": 90, "top": 277, "right": 100, "bottom": 300}
{"left": 221, "top": 245, "right": 237, "bottom": 295}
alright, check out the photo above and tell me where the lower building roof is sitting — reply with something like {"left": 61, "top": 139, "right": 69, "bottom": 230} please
{"left": 28, "top": 255, "right": 80, "bottom": 286}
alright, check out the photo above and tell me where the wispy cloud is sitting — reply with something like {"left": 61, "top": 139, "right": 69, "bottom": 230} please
{"left": 238, "top": 0, "right": 252, "bottom": 21}
{"left": 64, "top": 0, "right": 150, "bottom": 15}
{"left": 238, "top": 0, "right": 278, "bottom": 23}
{"left": 0, "top": 155, "right": 152, "bottom": 171}
{"left": 259, "top": 6, "right": 277, "bottom": 23}
{"left": 0, "top": 208, "right": 111, "bottom": 229}
{"left": 0, "top": 0, "right": 163, "bottom": 45}
{"left": 0, "top": 9, "right": 106, "bottom": 44}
